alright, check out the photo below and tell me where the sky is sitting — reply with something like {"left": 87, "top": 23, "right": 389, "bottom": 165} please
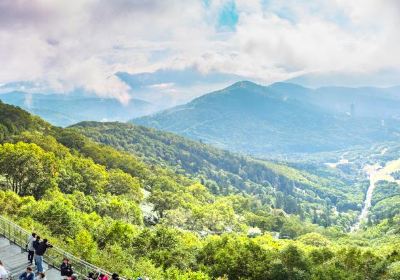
{"left": 1, "top": 0, "right": 400, "bottom": 104}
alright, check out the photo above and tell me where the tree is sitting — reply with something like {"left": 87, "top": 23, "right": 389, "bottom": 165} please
{"left": 280, "top": 245, "right": 310, "bottom": 279}
{"left": 37, "top": 195, "right": 80, "bottom": 236}
{"left": 298, "top": 233, "right": 330, "bottom": 247}
{"left": 58, "top": 156, "right": 108, "bottom": 195}
{"left": 69, "top": 229, "right": 98, "bottom": 261}
{"left": 0, "top": 142, "right": 58, "bottom": 197}
{"left": 280, "top": 217, "right": 306, "bottom": 239}
{"left": 132, "top": 226, "right": 196, "bottom": 270}
{"left": 106, "top": 169, "right": 142, "bottom": 202}
{"left": 148, "top": 190, "right": 182, "bottom": 219}
{"left": 198, "top": 235, "right": 272, "bottom": 280}
{"left": 95, "top": 195, "right": 143, "bottom": 225}
{"left": 164, "top": 268, "right": 211, "bottom": 280}
{"left": 103, "top": 220, "right": 139, "bottom": 248}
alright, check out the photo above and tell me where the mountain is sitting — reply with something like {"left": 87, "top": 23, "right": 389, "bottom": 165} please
{"left": 0, "top": 91, "right": 153, "bottom": 127}
{"left": 133, "top": 81, "right": 400, "bottom": 156}
{"left": 115, "top": 68, "right": 248, "bottom": 108}
{"left": 116, "top": 67, "right": 244, "bottom": 88}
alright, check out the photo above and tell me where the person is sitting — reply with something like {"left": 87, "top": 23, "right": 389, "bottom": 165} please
{"left": 32, "top": 235, "right": 40, "bottom": 268}
{"left": 36, "top": 272, "right": 46, "bottom": 280}
{"left": 111, "top": 274, "right": 119, "bottom": 280}
{"left": 26, "top": 233, "right": 35, "bottom": 250}
{"left": 0, "top": 261, "right": 9, "bottom": 280}
{"left": 26, "top": 233, "right": 36, "bottom": 264}
{"left": 60, "top": 258, "right": 73, "bottom": 278}
{"left": 87, "top": 272, "right": 95, "bottom": 280}
{"left": 19, "top": 267, "right": 34, "bottom": 280}
{"left": 32, "top": 236, "right": 41, "bottom": 254}
{"left": 98, "top": 273, "right": 108, "bottom": 280}
{"left": 34, "top": 239, "right": 53, "bottom": 273}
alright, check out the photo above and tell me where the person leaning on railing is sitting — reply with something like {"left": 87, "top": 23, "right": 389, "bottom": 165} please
{"left": 34, "top": 239, "right": 53, "bottom": 273}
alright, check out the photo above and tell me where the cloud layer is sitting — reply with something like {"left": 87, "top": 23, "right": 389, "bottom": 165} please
{"left": 1, "top": 0, "right": 399, "bottom": 102}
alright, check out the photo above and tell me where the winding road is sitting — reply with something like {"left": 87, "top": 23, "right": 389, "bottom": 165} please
{"left": 350, "top": 164, "right": 381, "bottom": 232}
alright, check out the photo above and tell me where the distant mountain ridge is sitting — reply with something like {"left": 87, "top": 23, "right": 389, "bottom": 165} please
{"left": 133, "top": 81, "right": 400, "bottom": 156}
{"left": 0, "top": 91, "right": 153, "bottom": 127}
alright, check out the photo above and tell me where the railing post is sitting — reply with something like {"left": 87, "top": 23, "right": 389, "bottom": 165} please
{"left": 19, "top": 229, "right": 22, "bottom": 248}
{"left": 13, "top": 222, "right": 15, "bottom": 244}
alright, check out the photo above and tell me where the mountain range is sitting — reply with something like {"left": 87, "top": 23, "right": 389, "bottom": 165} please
{"left": 134, "top": 81, "right": 400, "bottom": 156}
{"left": 2, "top": 80, "right": 400, "bottom": 156}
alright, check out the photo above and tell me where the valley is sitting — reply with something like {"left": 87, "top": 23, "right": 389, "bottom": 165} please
{"left": 71, "top": 121, "right": 400, "bottom": 236}
{"left": 302, "top": 144, "right": 400, "bottom": 233}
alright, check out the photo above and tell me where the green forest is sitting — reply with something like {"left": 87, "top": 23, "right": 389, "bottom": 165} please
{"left": 2, "top": 101, "right": 400, "bottom": 279}
{"left": 71, "top": 122, "right": 364, "bottom": 230}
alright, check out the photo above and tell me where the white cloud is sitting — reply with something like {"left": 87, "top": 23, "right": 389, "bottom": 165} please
{"left": 147, "top": 83, "right": 176, "bottom": 90}
{"left": 0, "top": 0, "right": 214, "bottom": 102}
{"left": 0, "top": 0, "right": 399, "bottom": 103}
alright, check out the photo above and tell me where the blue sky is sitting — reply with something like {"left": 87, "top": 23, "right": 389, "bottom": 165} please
{"left": 0, "top": 0, "right": 399, "bottom": 104}
{"left": 216, "top": 1, "right": 239, "bottom": 30}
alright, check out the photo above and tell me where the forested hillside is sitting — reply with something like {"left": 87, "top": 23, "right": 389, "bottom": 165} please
{"left": 71, "top": 121, "right": 364, "bottom": 229}
{"left": 2, "top": 101, "right": 400, "bottom": 279}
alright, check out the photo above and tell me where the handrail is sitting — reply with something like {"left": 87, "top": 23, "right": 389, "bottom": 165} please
{"left": 0, "top": 215, "right": 122, "bottom": 280}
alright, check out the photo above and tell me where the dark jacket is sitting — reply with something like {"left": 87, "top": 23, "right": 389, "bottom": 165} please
{"left": 60, "top": 263, "right": 73, "bottom": 277}
{"left": 35, "top": 242, "right": 53, "bottom": 256}
{"left": 19, "top": 272, "right": 34, "bottom": 280}
{"left": 33, "top": 240, "right": 40, "bottom": 251}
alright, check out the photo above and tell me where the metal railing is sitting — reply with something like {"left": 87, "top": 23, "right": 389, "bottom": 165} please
{"left": 0, "top": 215, "right": 122, "bottom": 280}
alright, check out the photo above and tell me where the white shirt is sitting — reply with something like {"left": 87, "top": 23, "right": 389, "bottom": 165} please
{"left": 0, "top": 265, "right": 9, "bottom": 280}
{"left": 27, "top": 236, "right": 36, "bottom": 251}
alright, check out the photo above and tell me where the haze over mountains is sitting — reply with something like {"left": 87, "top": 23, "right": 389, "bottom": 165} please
{"left": 0, "top": 90, "right": 152, "bottom": 127}
{"left": 0, "top": 68, "right": 247, "bottom": 127}
{"left": 134, "top": 81, "right": 400, "bottom": 156}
